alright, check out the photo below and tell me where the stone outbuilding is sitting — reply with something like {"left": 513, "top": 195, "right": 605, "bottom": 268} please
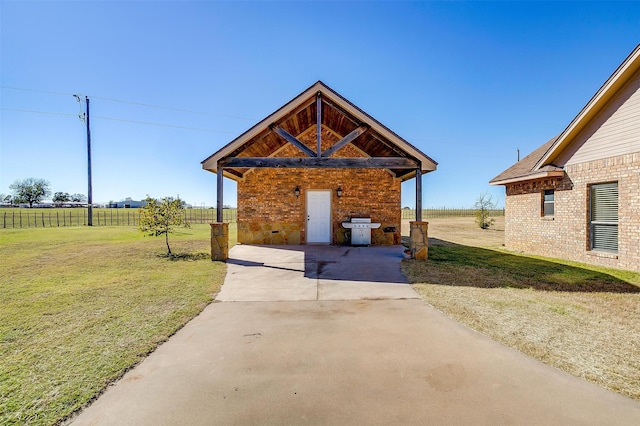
{"left": 490, "top": 44, "right": 640, "bottom": 272}
{"left": 202, "top": 81, "right": 437, "bottom": 259}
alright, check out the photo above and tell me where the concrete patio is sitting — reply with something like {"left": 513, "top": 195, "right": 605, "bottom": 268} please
{"left": 217, "top": 245, "right": 417, "bottom": 302}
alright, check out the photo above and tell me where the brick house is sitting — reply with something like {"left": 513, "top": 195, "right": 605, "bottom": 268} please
{"left": 490, "top": 44, "right": 640, "bottom": 272}
{"left": 202, "top": 81, "right": 437, "bottom": 250}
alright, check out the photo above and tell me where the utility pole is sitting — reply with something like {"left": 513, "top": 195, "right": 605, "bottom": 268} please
{"left": 75, "top": 95, "right": 93, "bottom": 226}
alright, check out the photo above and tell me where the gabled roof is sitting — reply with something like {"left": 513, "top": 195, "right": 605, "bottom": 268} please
{"left": 491, "top": 43, "right": 640, "bottom": 186}
{"left": 489, "top": 136, "right": 564, "bottom": 185}
{"left": 202, "top": 81, "right": 437, "bottom": 182}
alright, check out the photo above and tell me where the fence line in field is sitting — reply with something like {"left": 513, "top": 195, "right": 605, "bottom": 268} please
{"left": 401, "top": 208, "right": 505, "bottom": 220}
{"left": 1, "top": 207, "right": 503, "bottom": 229}
{"left": 0, "top": 208, "right": 238, "bottom": 229}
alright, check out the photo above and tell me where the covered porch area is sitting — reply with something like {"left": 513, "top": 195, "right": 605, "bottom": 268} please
{"left": 202, "top": 81, "right": 437, "bottom": 260}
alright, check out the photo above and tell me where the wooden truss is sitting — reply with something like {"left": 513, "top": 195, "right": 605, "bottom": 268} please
{"left": 216, "top": 92, "right": 424, "bottom": 222}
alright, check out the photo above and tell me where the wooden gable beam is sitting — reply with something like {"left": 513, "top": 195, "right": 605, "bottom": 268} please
{"left": 270, "top": 125, "right": 316, "bottom": 157}
{"left": 321, "top": 125, "right": 369, "bottom": 157}
{"left": 221, "top": 156, "right": 418, "bottom": 169}
{"left": 316, "top": 92, "right": 322, "bottom": 157}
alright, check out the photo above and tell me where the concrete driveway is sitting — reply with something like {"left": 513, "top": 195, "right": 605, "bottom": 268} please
{"left": 71, "top": 245, "right": 640, "bottom": 425}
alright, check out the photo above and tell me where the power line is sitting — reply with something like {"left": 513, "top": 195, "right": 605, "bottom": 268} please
{"left": 1, "top": 107, "right": 76, "bottom": 117}
{"left": 0, "top": 86, "right": 74, "bottom": 97}
{"left": 90, "top": 95, "right": 257, "bottom": 121}
{"left": 0, "top": 107, "right": 239, "bottom": 134}
{"left": 1, "top": 85, "right": 257, "bottom": 121}
{"left": 1, "top": 107, "right": 489, "bottom": 144}
{"left": 91, "top": 115, "right": 239, "bottom": 134}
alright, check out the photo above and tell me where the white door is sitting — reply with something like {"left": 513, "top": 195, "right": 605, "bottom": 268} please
{"left": 306, "top": 190, "right": 331, "bottom": 243}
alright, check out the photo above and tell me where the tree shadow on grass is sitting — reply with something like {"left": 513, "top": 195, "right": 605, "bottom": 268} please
{"left": 402, "top": 238, "right": 640, "bottom": 293}
{"left": 157, "top": 252, "right": 210, "bottom": 261}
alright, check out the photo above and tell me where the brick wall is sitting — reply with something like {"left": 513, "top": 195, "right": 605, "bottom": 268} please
{"left": 504, "top": 152, "right": 639, "bottom": 272}
{"left": 237, "top": 127, "right": 402, "bottom": 245}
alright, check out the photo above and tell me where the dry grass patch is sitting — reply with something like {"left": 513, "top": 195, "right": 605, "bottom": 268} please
{"left": 0, "top": 224, "right": 228, "bottom": 425}
{"left": 402, "top": 216, "right": 505, "bottom": 248}
{"left": 402, "top": 217, "right": 640, "bottom": 401}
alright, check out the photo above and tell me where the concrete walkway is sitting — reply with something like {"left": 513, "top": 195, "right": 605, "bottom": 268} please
{"left": 71, "top": 245, "right": 640, "bottom": 425}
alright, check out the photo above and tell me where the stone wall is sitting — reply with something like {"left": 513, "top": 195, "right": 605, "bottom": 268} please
{"left": 504, "top": 152, "right": 639, "bottom": 272}
{"left": 237, "top": 127, "right": 402, "bottom": 245}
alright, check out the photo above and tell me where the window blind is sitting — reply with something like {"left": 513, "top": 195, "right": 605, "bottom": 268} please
{"left": 590, "top": 182, "right": 618, "bottom": 253}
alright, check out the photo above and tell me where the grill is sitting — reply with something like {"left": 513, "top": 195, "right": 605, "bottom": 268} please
{"left": 341, "top": 217, "right": 381, "bottom": 246}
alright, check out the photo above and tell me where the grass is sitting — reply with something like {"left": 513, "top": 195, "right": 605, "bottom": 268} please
{"left": 0, "top": 224, "right": 233, "bottom": 425}
{"left": 401, "top": 217, "right": 640, "bottom": 401}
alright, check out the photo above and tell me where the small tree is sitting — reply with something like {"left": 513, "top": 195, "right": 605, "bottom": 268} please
{"left": 70, "top": 193, "right": 87, "bottom": 203}
{"left": 53, "top": 192, "right": 71, "bottom": 205}
{"left": 9, "top": 178, "right": 51, "bottom": 207}
{"left": 475, "top": 192, "right": 496, "bottom": 229}
{"left": 5, "top": 194, "right": 17, "bottom": 206}
{"left": 0, "top": 194, "right": 11, "bottom": 205}
{"left": 139, "top": 196, "right": 189, "bottom": 255}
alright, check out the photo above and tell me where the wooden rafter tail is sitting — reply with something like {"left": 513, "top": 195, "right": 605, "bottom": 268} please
{"left": 321, "top": 125, "right": 369, "bottom": 157}
{"left": 270, "top": 125, "right": 316, "bottom": 157}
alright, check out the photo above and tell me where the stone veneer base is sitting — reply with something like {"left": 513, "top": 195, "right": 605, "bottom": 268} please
{"left": 210, "top": 223, "right": 229, "bottom": 261}
{"left": 409, "top": 221, "right": 429, "bottom": 260}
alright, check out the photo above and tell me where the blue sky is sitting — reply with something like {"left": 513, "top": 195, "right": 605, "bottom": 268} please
{"left": 1, "top": 1, "right": 639, "bottom": 208}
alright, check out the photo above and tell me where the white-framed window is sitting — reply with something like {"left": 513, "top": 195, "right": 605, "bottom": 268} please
{"left": 590, "top": 182, "right": 618, "bottom": 253}
{"left": 543, "top": 189, "right": 554, "bottom": 217}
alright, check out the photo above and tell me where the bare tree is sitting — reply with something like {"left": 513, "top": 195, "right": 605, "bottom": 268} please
{"left": 475, "top": 192, "right": 496, "bottom": 229}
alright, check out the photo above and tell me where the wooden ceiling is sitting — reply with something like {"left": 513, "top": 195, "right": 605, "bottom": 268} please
{"left": 202, "top": 81, "right": 437, "bottom": 181}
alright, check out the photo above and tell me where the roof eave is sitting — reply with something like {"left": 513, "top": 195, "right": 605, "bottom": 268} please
{"left": 534, "top": 44, "right": 640, "bottom": 169}
{"left": 490, "top": 170, "right": 565, "bottom": 186}
{"left": 201, "top": 82, "right": 324, "bottom": 172}
{"left": 201, "top": 81, "right": 438, "bottom": 174}
{"left": 313, "top": 82, "right": 438, "bottom": 171}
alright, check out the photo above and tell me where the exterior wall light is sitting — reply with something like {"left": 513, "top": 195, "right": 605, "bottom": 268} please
{"left": 294, "top": 185, "right": 300, "bottom": 198}
{"left": 337, "top": 186, "right": 343, "bottom": 197}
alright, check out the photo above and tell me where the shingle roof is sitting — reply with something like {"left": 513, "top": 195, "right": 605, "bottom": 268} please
{"left": 489, "top": 136, "right": 561, "bottom": 184}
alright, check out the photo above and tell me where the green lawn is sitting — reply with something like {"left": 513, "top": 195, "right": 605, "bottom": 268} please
{"left": 0, "top": 224, "right": 231, "bottom": 425}
{"left": 403, "top": 243, "right": 640, "bottom": 401}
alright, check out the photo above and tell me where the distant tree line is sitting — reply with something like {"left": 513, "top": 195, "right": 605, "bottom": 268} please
{"left": 52, "top": 192, "right": 87, "bottom": 204}
{"left": 1, "top": 177, "right": 85, "bottom": 207}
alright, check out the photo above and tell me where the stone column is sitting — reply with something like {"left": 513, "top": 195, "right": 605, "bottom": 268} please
{"left": 409, "top": 221, "right": 428, "bottom": 260}
{"left": 210, "top": 222, "right": 229, "bottom": 261}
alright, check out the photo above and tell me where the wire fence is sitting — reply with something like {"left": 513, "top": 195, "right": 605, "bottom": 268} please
{"left": 0, "top": 208, "right": 237, "bottom": 229}
{"left": 1, "top": 207, "right": 503, "bottom": 229}
{"left": 401, "top": 208, "right": 505, "bottom": 220}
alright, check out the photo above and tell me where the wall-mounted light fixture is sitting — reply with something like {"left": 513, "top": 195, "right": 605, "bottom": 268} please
{"left": 294, "top": 185, "right": 300, "bottom": 198}
{"left": 337, "top": 186, "right": 343, "bottom": 198}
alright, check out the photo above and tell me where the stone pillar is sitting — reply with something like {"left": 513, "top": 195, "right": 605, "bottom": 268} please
{"left": 410, "top": 221, "right": 428, "bottom": 260}
{"left": 210, "top": 222, "right": 229, "bottom": 261}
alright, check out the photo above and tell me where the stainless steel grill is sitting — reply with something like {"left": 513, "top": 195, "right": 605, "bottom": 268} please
{"left": 341, "top": 217, "right": 381, "bottom": 246}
